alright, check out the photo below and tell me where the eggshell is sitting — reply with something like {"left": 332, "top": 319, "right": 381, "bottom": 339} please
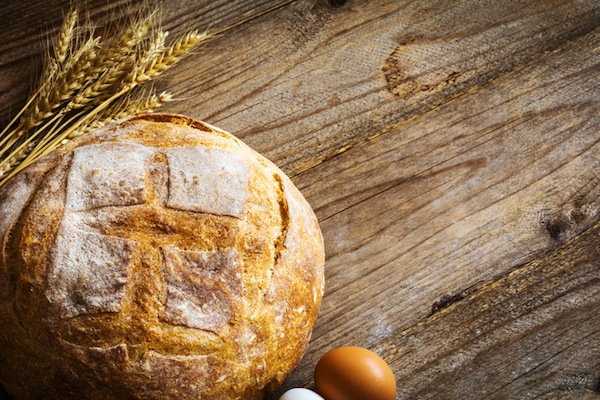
{"left": 279, "top": 388, "right": 325, "bottom": 400}
{"left": 314, "top": 346, "right": 396, "bottom": 400}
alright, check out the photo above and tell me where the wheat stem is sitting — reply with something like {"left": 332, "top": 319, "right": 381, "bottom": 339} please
{"left": 5, "top": 112, "right": 64, "bottom": 168}
{"left": 2, "top": 93, "right": 120, "bottom": 184}
{"left": 0, "top": 84, "right": 48, "bottom": 151}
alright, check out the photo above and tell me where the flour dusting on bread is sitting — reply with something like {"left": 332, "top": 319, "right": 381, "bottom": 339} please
{"left": 66, "top": 143, "right": 154, "bottom": 212}
{"left": 48, "top": 221, "right": 136, "bottom": 318}
{"left": 162, "top": 248, "right": 242, "bottom": 332}
{"left": 165, "top": 147, "right": 249, "bottom": 217}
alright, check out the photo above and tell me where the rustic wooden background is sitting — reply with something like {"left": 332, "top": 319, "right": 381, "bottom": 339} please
{"left": 0, "top": 0, "right": 599, "bottom": 399}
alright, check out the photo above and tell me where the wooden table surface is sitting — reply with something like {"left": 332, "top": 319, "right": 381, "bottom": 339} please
{"left": 1, "top": 0, "right": 599, "bottom": 399}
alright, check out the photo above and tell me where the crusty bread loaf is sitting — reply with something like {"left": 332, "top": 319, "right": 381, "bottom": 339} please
{"left": 0, "top": 114, "right": 325, "bottom": 399}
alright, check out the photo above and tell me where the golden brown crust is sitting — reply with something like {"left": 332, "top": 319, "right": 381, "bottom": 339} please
{"left": 0, "top": 114, "right": 325, "bottom": 399}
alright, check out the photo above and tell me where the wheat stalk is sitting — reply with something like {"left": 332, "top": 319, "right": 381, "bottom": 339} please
{"left": 0, "top": 8, "right": 81, "bottom": 152}
{"left": 0, "top": 35, "right": 100, "bottom": 166}
{"left": 0, "top": 5, "right": 210, "bottom": 189}
{"left": 0, "top": 39, "right": 97, "bottom": 172}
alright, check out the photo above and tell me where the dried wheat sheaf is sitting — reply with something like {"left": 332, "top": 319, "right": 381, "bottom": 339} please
{"left": 0, "top": 5, "right": 210, "bottom": 188}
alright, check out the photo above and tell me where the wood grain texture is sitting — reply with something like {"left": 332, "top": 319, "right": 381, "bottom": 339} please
{"left": 164, "top": 0, "right": 600, "bottom": 174}
{"left": 0, "top": 0, "right": 598, "bottom": 399}
{"left": 273, "top": 20, "right": 600, "bottom": 397}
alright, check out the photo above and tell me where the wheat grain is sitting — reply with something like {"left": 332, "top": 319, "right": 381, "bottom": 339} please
{"left": 55, "top": 8, "right": 78, "bottom": 65}
{"left": 43, "top": 7, "right": 78, "bottom": 85}
{"left": 0, "top": 36, "right": 98, "bottom": 158}
{"left": 102, "top": 30, "right": 169, "bottom": 99}
{"left": 107, "top": 11, "right": 156, "bottom": 61}
{"left": 82, "top": 13, "right": 155, "bottom": 88}
{"left": 115, "top": 91, "right": 173, "bottom": 120}
{"left": 21, "top": 19, "right": 160, "bottom": 155}
{"left": 21, "top": 13, "right": 95, "bottom": 133}
{"left": 129, "top": 31, "right": 207, "bottom": 88}
{"left": 106, "top": 90, "right": 173, "bottom": 122}
{"left": 50, "top": 36, "right": 101, "bottom": 104}
{"left": 81, "top": 30, "right": 204, "bottom": 114}
{"left": 0, "top": 142, "right": 35, "bottom": 182}
{"left": 67, "top": 55, "right": 136, "bottom": 111}
{"left": 136, "top": 91, "right": 173, "bottom": 113}
{"left": 63, "top": 15, "right": 160, "bottom": 113}
{"left": 104, "top": 29, "right": 168, "bottom": 98}
{"left": 138, "top": 30, "right": 169, "bottom": 68}
{"left": 18, "top": 35, "right": 100, "bottom": 135}
{"left": 1, "top": 7, "right": 82, "bottom": 150}
{"left": 64, "top": 96, "right": 132, "bottom": 141}
{"left": 67, "top": 90, "right": 173, "bottom": 143}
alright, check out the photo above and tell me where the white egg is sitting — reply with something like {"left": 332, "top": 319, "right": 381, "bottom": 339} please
{"left": 279, "top": 388, "right": 325, "bottom": 400}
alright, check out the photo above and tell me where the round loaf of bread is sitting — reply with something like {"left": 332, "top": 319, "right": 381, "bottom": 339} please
{"left": 0, "top": 114, "right": 324, "bottom": 399}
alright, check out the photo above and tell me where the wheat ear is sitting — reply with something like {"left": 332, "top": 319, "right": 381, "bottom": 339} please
{"left": 18, "top": 27, "right": 183, "bottom": 163}
{"left": 129, "top": 31, "right": 207, "bottom": 89}
{"left": 0, "top": 7, "right": 78, "bottom": 146}
{"left": 72, "top": 13, "right": 156, "bottom": 108}
{"left": 55, "top": 8, "right": 78, "bottom": 65}
{"left": 66, "top": 91, "right": 173, "bottom": 142}
{"left": 0, "top": 142, "right": 35, "bottom": 182}
{"left": 91, "top": 12, "right": 156, "bottom": 72}
{"left": 27, "top": 19, "right": 158, "bottom": 152}
{"left": 17, "top": 35, "right": 99, "bottom": 135}
{"left": 0, "top": 35, "right": 99, "bottom": 161}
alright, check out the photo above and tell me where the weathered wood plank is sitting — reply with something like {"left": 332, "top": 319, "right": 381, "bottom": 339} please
{"left": 163, "top": 0, "right": 600, "bottom": 175}
{"left": 273, "top": 24, "right": 600, "bottom": 394}
{"left": 0, "top": 0, "right": 598, "bottom": 399}
{"left": 372, "top": 221, "right": 600, "bottom": 399}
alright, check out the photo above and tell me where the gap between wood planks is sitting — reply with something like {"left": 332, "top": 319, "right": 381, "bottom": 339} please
{"left": 268, "top": 9, "right": 599, "bottom": 395}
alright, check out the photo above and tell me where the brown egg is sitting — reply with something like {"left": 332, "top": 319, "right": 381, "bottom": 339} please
{"left": 314, "top": 346, "right": 396, "bottom": 400}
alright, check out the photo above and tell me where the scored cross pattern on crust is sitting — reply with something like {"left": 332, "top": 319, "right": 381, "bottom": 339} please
{"left": 46, "top": 142, "right": 249, "bottom": 334}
